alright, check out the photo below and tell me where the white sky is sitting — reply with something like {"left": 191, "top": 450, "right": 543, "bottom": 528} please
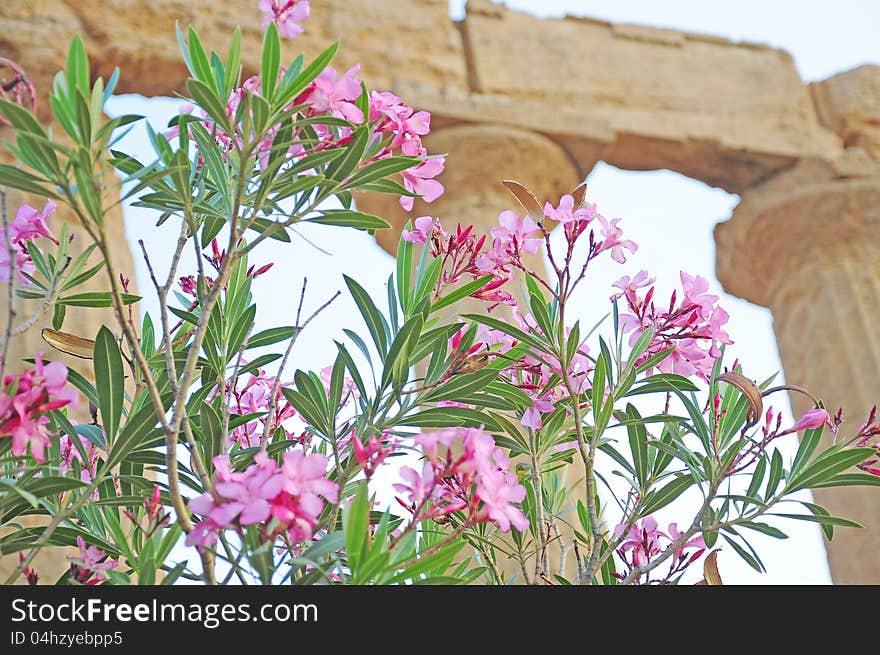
{"left": 105, "top": 0, "right": 880, "bottom": 584}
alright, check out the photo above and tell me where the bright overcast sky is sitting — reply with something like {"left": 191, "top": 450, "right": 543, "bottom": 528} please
{"left": 106, "top": 0, "right": 880, "bottom": 584}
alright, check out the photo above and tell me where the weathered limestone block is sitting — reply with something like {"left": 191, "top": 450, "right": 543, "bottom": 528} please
{"left": 811, "top": 65, "right": 880, "bottom": 160}
{"left": 715, "top": 169, "right": 880, "bottom": 583}
{"left": 0, "top": 0, "right": 469, "bottom": 120}
{"left": 455, "top": 0, "right": 841, "bottom": 192}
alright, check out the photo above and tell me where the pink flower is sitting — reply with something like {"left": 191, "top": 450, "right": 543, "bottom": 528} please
{"left": 794, "top": 408, "right": 831, "bottom": 431}
{"left": 614, "top": 517, "right": 706, "bottom": 581}
{"left": 11, "top": 200, "right": 57, "bottom": 244}
{"left": 401, "top": 427, "right": 529, "bottom": 533}
{"left": 475, "top": 468, "right": 529, "bottom": 532}
{"left": 399, "top": 155, "right": 445, "bottom": 211}
{"left": 618, "top": 270, "right": 732, "bottom": 381}
{"left": 520, "top": 392, "right": 555, "bottom": 431}
{"left": 1, "top": 199, "right": 59, "bottom": 283}
{"left": 614, "top": 517, "right": 666, "bottom": 568}
{"left": 594, "top": 215, "right": 637, "bottom": 264}
{"left": 393, "top": 462, "right": 437, "bottom": 508}
{"left": 494, "top": 210, "right": 544, "bottom": 257}
{"left": 401, "top": 215, "right": 437, "bottom": 245}
{"left": 186, "top": 450, "right": 338, "bottom": 550}
{"left": 666, "top": 523, "right": 706, "bottom": 561}
{"left": 258, "top": 0, "right": 310, "bottom": 39}
{"left": 543, "top": 194, "right": 597, "bottom": 226}
{"left": 69, "top": 536, "right": 118, "bottom": 584}
{"left": 0, "top": 354, "right": 77, "bottom": 462}
{"left": 353, "top": 433, "right": 396, "bottom": 479}
{"left": 303, "top": 65, "right": 364, "bottom": 123}
{"left": 611, "top": 270, "right": 654, "bottom": 303}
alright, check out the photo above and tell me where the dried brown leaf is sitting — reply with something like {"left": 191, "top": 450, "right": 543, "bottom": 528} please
{"left": 502, "top": 180, "right": 545, "bottom": 224}
{"left": 41, "top": 328, "right": 95, "bottom": 360}
{"left": 717, "top": 372, "right": 763, "bottom": 427}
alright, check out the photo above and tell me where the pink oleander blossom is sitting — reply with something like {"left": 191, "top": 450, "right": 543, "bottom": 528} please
{"left": 794, "top": 408, "right": 831, "bottom": 432}
{"left": 396, "top": 427, "right": 528, "bottom": 533}
{"left": 401, "top": 215, "right": 441, "bottom": 245}
{"left": 1, "top": 200, "right": 58, "bottom": 283}
{"left": 520, "top": 392, "right": 555, "bottom": 431}
{"left": 11, "top": 200, "right": 58, "bottom": 244}
{"left": 619, "top": 271, "right": 732, "bottom": 381}
{"left": 0, "top": 354, "right": 77, "bottom": 462}
{"left": 259, "top": 0, "right": 310, "bottom": 38}
{"left": 614, "top": 517, "right": 705, "bottom": 582}
{"left": 302, "top": 65, "right": 364, "bottom": 123}
{"left": 594, "top": 215, "right": 637, "bottom": 264}
{"left": 399, "top": 155, "right": 445, "bottom": 211}
{"left": 187, "top": 450, "right": 338, "bottom": 550}
{"left": 69, "top": 537, "right": 118, "bottom": 585}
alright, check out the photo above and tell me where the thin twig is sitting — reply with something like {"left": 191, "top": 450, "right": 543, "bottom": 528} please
{"left": 261, "top": 284, "right": 341, "bottom": 447}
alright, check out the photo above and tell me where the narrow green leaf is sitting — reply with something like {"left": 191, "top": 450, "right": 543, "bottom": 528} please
{"left": 93, "top": 326, "right": 124, "bottom": 444}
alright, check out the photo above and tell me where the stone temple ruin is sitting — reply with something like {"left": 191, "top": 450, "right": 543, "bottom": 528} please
{"left": 1, "top": 0, "right": 879, "bottom": 582}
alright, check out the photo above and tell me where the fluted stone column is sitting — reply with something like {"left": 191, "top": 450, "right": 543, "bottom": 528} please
{"left": 715, "top": 170, "right": 880, "bottom": 584}
{"left": 358, "top": 123, "right": 592, "bottom": 580}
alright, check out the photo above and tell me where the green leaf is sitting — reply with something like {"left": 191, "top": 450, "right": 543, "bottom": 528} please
{"left": 261, "top": 21, "right": 281, "bottom": 100}
{"left": 58, "top": 292, "right": 141, "bottom": 308}
{"left": 275, "top": 42, "right": 339, "bottom": 110}
{"left": 343, "top": 482, "right": 370, "bottom": 573}
{"left": 381, "top": 315, "right": 423, "bottom": 390}
{"left": 200, "top": 402, "right": 223, "bottom": 473}
{"left": 306, "top": 210, "right": 390, "bottom": 231}
{"left": 626, "top": 373, "right": 699, "bottom": 396}
{"left": 430, "top": 275, "right": 494, "bottom": 314}
{"left": 738, "top": 521, "right": 788, "bottom": 539}
{"left": 746, "top": 453, "right": 768, "bottom": 500}
{"left": 461, "top": 313, "right": 548, "bottom": 354}
{"left": 810, "top": 472, "right": 880, "bottom": 488}
{"left": 93, "top": 326, "right": 125, "bottom": 444}
{"left": 791, "top": 424, "right": 825, "bottom": 476}
{"left": 0, "top": 164, "right": 59, "bottom": 198}
{"left": 422, "top": 370, "right": 500, "bottom": 404}
{"left": 223, "top": 28, "right": 242, "bottom": 96}
{"left": 103, "top": 396, "right": 170, "bottom": 471}
{"left": 624, "top": 403, "right": 649, "bottom": 490}
{"left": 770, "top": 512, "right": 861, "bottom": 530}
{"left": 51, "top": 303, "right": 66, "bottom": 331}
{"left": 399, "top": 407, "right": 500, "bottom": 431}
{"left": 246, "top": 326, "right": 297, "bottom": 350}
{"left": 641, "top": 475, "right": 695, "bottom": 515}
{"left": 786, "top": 447, "right": 876, "bottom": 493}
{"left": 766, "top": 448, "right": 784, "bottom": 498}
{"left": 186, "top": 79, "right": 230, "bottom": 133}
{"left": 326, "top": 125, "right": 370, "bottom": 182}
{"left": 344, "top": 275, "right": 388, "bottom": 360}
{"left": 66, "top": 36, "right": 90, "bottom": 98}
{"left": 346, "top": 156, "right": 420, "bottom": 188}
{"left": 721, "top": 534, "right": 764, "bottom": 572}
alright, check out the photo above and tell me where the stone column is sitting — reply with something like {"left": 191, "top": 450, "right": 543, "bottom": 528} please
{"left": 715, "top": 166, "right": 880, "bottom": 584}
{"left": 0, "top": 135, "right": 137, "bottom": 583}
{"left": 357, "top": 123, "right": 593, "bottom": 580}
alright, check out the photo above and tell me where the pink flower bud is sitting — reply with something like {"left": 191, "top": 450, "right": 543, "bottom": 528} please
{"left": 794, "top": 408, "right": 831, "bottom": 431}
